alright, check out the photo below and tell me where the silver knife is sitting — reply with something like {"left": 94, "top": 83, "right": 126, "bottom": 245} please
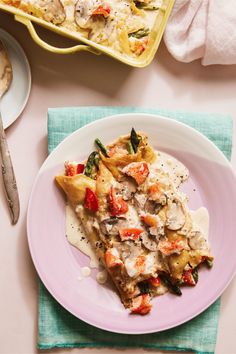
{"left": 0, "top": 40, "right": 20, "bottom": 224}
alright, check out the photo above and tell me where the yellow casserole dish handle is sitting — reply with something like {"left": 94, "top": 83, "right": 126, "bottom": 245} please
{"left": 15, "top": 15, "right": 101, "bottom": 55}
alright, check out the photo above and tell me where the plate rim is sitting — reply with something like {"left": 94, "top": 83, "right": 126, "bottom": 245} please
{"left": 27, "top": 112, "right": 236, "bottom": 334}
{"left": 0, "top": 28, "right": 31, "bottom": 129}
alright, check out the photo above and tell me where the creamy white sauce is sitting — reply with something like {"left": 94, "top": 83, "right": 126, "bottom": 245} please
{"left": 77, "top": 266, "right": 92, "bottom": 281}
{"left": 96, "top": 270, "right": 108, "bottom": 284}
{"left": 191, "top": 207, "right": 209, "bottom": 241}
{"left": 81, "top": 266, "right": 91, "bottom": 277}
{"left": 66, "top": 204, "right": 99, "bottom": 268}
{"left": 152, "top": 151, "right": 189, "bottom": 188}
{"left": 66, "top": 205, "right": 109, "bottom": 284}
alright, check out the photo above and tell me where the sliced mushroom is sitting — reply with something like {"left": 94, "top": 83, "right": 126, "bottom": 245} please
{"left": 133, "top": 193, "right": 147, "bottom": 209}
{"left": 149, "top": 192, "right": 167, "bottom": 206}
{"left": 99, "top": 217, "right": 128, "bottom": 236}
{"left": 75, "top": 0, "right": 106, "bottom": 29}
{"left": 118, "top": 177, "right": 138, "bottom": 201}
{"left": 114, "top": 240, "right": 142, "bottom": 261}
{"left": 40, "top": 0, "right": 66, "bottom": 24}
{"left": 144, "top": 199, "right": 162, "bottom": 214}
{"left": 166, "top": 199, "right": 186, "bottom": 231}
{"left": 177, "top": 212, "right": 192, "bottom": 236}
{"left": 149, "top": 223, "right": 164, "bottom": 239}
{"left": 74, "top": 0, "right": 94, "bottom": 28}
{"left": 188, "top": 230, "right": 208, "bottom": 250}
{"left": 140, "top": 231, "right": 159, "bottom": 251}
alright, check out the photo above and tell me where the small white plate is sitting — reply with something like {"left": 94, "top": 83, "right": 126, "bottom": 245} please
{"left": 0, "top": 28, "right": 31, "bottom": 129}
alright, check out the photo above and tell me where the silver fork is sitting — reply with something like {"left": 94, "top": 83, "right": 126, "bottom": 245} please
{"left": 0, "top": 39, "right": 20, "bottom": 224}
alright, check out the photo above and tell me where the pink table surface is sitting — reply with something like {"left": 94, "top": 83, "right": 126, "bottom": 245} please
{"left": 0, "top": 12, "right": 236, "bottom": 354}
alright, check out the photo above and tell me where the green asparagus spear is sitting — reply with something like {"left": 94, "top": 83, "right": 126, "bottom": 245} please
{"left": 84, "top": 151, "right": 100, "bottom": 179}
{"left": 192, "top": 267, "right": 199, "bottom": 284}
{"left": 137, "top": 4, "right": 160, "bottom": 10}
{"left": 138, "top": 281, "right": 150, "bottom": 295}
{"left": 127, "top": 140, "right": 135, "bottom": 154}
{"left": 205, "top": 259, "right": 213, "bottom": 268}
{"left": 94, "top": 154, "right": 100, "bottom": 169}
{"left": 159, "top": 273, "right": 182, "bottom": 296}
{"left": 129, "top": 28, "right": 150, "bottom": 39}
{"left": 130, "top": 127, "right": 142, "bottom": 153}
{"left": 95, "top": 138, "right": 109, "bottom": 157}
{"left": 134, "top": 0, "right": 160, "bottom": 10}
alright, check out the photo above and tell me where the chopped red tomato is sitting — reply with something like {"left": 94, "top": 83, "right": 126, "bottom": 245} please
{"left": 123, "top": 162, "right": 149, "bottom": 185}
{"left": 64, "top": 162, "right": 76, "bottom": 176}
{"left": 201, "top": 256, "right": 213, "bottom": 268}
{"left": 182, "top": 269, "right": 195, "bottom": 286}
{"left": 135, "top": 38, "right": 148, "bottom": 55}
{"left": 131, "top": 38, "right": 148, "bottom": 56}
{"left": 84, "top": 188, "right": 99, "bottom": 212}
{"left": 148, "top": 276, "right": 161, "bottom": 287}
{"left": 109, "top": 186, "right": 128, "bottom": 216}
{"left": 158, "top": 239, "right": 185, "bottom": 256}
{"left": 105, "top": 248, "right": 123, "bottom": 268}
{"left": 119, "top": 228, "right": 144, "bottom": 241}
{"left": 130, "top": 294, "right": 152, "bottom": 315}
{"left": 201, "top": 256, "right": 212, "bottom": 264}
{"left": 92, "top": 4, "right": 111, "bottom": 18}
{"left": 65, "top": 162, "right": 84, "bottom": 176}
{"left": 77, "top": 164, "right": 85, "bottom": 174}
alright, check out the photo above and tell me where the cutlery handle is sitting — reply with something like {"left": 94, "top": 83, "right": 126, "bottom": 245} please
{"left": 0, "top": 113, "right": 20, "bottom": 224}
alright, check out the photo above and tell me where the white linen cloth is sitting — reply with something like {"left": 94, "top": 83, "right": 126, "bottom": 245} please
{"left": 164, "top": 0, "right": 236, "bottom": 65}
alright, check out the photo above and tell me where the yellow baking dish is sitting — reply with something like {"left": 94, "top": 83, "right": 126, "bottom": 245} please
{"left": 0, "top": 0, "right": 174, "bottom": 67}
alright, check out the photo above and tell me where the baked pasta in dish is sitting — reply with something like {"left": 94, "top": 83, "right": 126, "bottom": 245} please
{"left": 56, "top": 128, "right": 213, "bottom": 315}
{"left": 2, "top": 0, "right": 164, "bottom": 57}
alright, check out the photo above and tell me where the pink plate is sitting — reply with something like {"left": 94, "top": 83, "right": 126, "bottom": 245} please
{"left": 27, "top": 113, "right": 236, "bottom": 334}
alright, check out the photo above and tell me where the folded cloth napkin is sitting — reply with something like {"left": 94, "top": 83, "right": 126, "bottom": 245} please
{"left": 164, "top": 0, "right": 236, "bottom": 65}
{"left": 39, "top": 106, "right": 233, "bottom": 354}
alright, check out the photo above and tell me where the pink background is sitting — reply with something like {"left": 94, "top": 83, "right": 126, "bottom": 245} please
{"left": 0, "top": 12, "right": 236, "bottom": 354}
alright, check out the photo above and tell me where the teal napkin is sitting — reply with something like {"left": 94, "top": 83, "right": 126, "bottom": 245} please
{"left": 39, "top": 106, "right": 233, "bottom": 354}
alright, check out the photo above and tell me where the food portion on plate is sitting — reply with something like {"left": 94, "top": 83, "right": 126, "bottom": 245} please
{"left": 55, "top": 128, "right": 213, "bottom": 315}
{"left": 2, "top": 0, "right": 164, "bottom": 57}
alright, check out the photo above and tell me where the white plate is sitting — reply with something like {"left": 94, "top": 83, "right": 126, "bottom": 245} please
{"left": 27, "top": 113, "right": 236, "bottom": 334}
{"left": 0, "top": 28, "right": 31, "bottom": 128}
